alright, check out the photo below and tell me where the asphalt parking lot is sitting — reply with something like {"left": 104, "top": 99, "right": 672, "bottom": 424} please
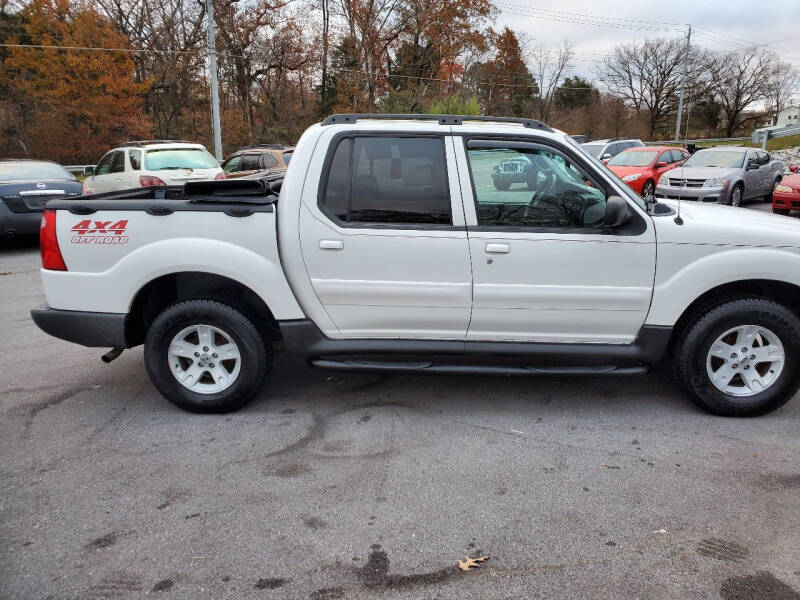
{"left": 1, "top": 205, "right": 799, "bottom": 600}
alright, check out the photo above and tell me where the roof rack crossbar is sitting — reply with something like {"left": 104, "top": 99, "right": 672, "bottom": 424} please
{"left": 121, "top": 139, "right": 194, "bottom": 147}
{"left": 321, "top": 113, "right": 554, "bottom": 132}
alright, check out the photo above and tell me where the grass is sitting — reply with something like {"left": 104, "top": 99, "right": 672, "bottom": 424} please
{"left": 693, "top": 134, "right": 800, "bottom": 152}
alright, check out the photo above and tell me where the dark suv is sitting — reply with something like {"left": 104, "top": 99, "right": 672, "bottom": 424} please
{"left": 220, "top": 144, "right": 294, "bottom": 179}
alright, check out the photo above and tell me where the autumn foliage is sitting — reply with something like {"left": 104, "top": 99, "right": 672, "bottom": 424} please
{"left": 1, "top": 0, "right": 150, "bottom": 162}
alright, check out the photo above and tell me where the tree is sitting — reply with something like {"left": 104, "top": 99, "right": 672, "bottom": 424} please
{"left": 428, "top": 93, "right": 480, "bottom": 115}
{"left": 598, "top": 37, "right": 706, "bottom": 138}
{"left": 554, "top": 76, "right": 598, "bottom": 110}
{"left": 709, "top": 47, "right": 776, "bottom": 137}
{"left": 529, "top": 39, "right": 573, "bottom": 123}
{"left": 467, "top": 27, "right": 535, "bottom": 117}
{"left": 2, "top": 0, "right": 150, "bottom": 162}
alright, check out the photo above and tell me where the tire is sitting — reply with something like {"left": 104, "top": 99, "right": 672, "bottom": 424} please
{"left": 672, "top": 298, "right": 800, "bottom": 417}
{"left": 144, "top": 299, "right": 270, "bottom": 413}
{"left": 729, "top": 183, "right": 743, "bottom": 207}
{"left": 493, "top": 178, "right": 511, "bottom": 191}
{"left": 641, "top": 180, "right": 655, "bottom": 201}
{"left": 765, "top": 178, "right": 781, "bottom": 203}
{"left": 773, "top": 207, "right": 791, "bottom": 216}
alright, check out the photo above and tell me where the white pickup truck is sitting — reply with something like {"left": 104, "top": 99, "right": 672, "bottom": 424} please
{"left": 31, "top": 114, "right": 800, "bottom": 417}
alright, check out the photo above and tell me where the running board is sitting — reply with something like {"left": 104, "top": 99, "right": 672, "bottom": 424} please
{"left": 308, "top": 358, "right": 649, "bottom": 377}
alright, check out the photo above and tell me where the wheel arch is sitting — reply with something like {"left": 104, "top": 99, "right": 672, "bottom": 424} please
{"left": 126, "top": 272, "right": 280, "bottom": 347}
{"left": 666, "top": 279, "right": 800, "bottom": 353}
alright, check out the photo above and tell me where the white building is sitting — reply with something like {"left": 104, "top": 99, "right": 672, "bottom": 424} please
{"left": 774, "top": 105, "right": 800, "bottom": 127}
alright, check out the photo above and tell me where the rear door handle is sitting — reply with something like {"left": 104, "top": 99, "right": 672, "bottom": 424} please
{"left": 319, "top": 239, "right": 344, "bottom": 250}
{"left": 485, "top": 243, "right": 510, "bottom": 254}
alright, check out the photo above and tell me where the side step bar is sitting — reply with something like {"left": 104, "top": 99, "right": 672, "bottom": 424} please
{"left": 308, "top": 358, "right": 649, "bottom": 377}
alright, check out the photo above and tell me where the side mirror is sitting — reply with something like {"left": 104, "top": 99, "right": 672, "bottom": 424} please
{"left": 656, "top": 161, "right": 668, "bottom": 168}
{"left": 601, "top": 153, "right": 612, "bottom": 162}
{"left": 790, "top": 164, "right": 799, "bottom": 173}
{"left": 604, "top": 195, "right": 631, "bottom": 227}
{"left": 85, "top": 166, "right": 94, "bottom": 175}
{"left": 746, "top": 160, "right": 760, "bottom": 170}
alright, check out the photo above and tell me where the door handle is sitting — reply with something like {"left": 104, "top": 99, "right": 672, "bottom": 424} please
{"left": 485, "top": 243, "right": 510, "bottom": 254}
{"left": 319, "top": 239, "right": 344, "bottom": 250}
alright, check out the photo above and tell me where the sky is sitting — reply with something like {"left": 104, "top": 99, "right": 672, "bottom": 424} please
{"left": 493, "top": 0, "right": 800, "bottom": 85}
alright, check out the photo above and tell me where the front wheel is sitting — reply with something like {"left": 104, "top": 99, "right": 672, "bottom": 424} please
{"left": 729, "top": 183, "right": 743, "bottom": 207}
{"left": 765, "top": 178, "right": 781, "bottom": 203}
{"left": 144, "top": 299, "right": 270, "bottom": 413}
{"left": 641, "top": 180, "right": 655, "bottom": 201}
{"left": 493, "top": 178, "right": 511, "bottom": 191}
{"left": 672, "top": 298, "right": 800, "bottom": 417}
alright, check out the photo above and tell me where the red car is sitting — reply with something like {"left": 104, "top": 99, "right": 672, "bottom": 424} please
{"left": 772, "top": 165, "right": 800, "bottom": 215}
{"left": 606, "top": 146, "right": 689, "bottom": 199}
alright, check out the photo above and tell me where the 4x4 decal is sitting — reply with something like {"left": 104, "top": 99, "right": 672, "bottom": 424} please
{"left": 70, "top": 219, "right": 129, "bottom": 244}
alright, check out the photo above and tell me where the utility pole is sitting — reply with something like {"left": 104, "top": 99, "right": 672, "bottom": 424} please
{"left": 674, "top": 25, "right": 691, "bottom": 142}
{"left": 205, "top": 0, "right": 223, "bottom": 161}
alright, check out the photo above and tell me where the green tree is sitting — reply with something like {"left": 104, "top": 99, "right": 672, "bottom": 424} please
{"left": 428, "top": 93, "right": 480, "bottom": 115}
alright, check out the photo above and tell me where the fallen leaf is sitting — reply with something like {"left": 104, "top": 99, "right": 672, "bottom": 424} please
{"left": 457, "top": 556, "right": 489, "bottom": 571}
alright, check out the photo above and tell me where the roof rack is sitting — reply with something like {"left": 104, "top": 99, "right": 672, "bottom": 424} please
{"left": 121, "top": 139, "right": 194, "bottom": 147}
{"left": 321, "top": 114, "right": 554, "bottom": 132}
{"left": 240, "top": 143, "right": 284, "bottom": 150}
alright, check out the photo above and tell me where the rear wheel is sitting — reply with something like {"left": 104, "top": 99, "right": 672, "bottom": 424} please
{"left": 672, "top": 298, "right": 800, "bottom": 417}
{"left": 765, "top": 177, "right": 781, "bottom": 203}
{"left": 144, "top": 299, "right": 270, "bottom": 413}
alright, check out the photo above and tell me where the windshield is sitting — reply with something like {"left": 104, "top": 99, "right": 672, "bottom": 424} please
{"left": 581, "top": 143, "right": 603, "bottom": 157}
{"left": 682, "top": 150, "right": 745, "bottom": 169}
{"left": 0, "top": 162, "right": 74, "bottom": 181}
{"left": 567, "top": 136, "right": 646, "bottom": 211}
{"left": 145, "top": 148, "right": 219, "bottom": 171}
{"left": 608, "top": 151, "right": 658, "bottom": 167}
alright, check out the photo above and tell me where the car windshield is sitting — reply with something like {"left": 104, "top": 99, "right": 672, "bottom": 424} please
{"left": 608, "top": 151, "right": 658, "bottom": 167}
{"left": 581, "top": 144, "right": 603, "bottom": 157}
{"left": 0, "top": 162, "right": 74, "bottom": 181}
{"left": 682, "top": 150, "right": 745, "bottom": 169}
{"left": 145, "top": 148, "right": 219, "bottom": 170}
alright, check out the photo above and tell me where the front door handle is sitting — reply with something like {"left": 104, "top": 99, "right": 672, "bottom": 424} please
{"left": 485, "top": 243, "right": 510, "bottom": 254}
{"left": 319, "top": 239, "right": 344, "bottom": 250}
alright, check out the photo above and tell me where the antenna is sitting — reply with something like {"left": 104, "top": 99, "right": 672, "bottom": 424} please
{"left": 674, "top": 24, "right": 691, "bottom": 226}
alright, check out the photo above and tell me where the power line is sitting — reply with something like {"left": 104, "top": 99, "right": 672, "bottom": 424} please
{"left": 494, "top": 2, "right": 681, "bottom": 28}
{"left": 0, "top": 42, "right": 203, "bottom": 55}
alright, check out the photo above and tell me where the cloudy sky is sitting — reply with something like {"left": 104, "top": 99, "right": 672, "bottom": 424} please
{"left": 493, "top": 0, "right": 800, "bottom": 84}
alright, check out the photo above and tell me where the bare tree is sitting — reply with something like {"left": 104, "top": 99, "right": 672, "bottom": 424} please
{"left": 597, "top": 37, "right": 707, "bottom": 138}
{"left": 766, "top": 58, "right": 799, "bottom": 124}
{"left": 527, "top": 39, "right": 573, "bottom": 123}
{"left": 710, "top": 47, "right": 775, "bottom": 137}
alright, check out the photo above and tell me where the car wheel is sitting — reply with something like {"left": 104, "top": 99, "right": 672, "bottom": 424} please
{"left": 144, "top": 299, "right": 270, "bottom": 413}
{"left": 641, "top": 180, "right": 655, "bottom": 201}
{"left": 730, "top": 183, "right": 743, "bottom": 207}
{"left": 672, "top": 298, "right": 800, "bottom": 417}
{"left": 493, "top": 178, "right": 511, "bottom": 191}
{"left": 773, "top": 207, "right": 791, "bottom": 216}
{"left": 765, "top": 177, "right": 781, "bottom": 203}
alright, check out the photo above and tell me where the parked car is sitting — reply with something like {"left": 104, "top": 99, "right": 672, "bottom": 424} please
{"left": 581, "top": 138, "right": 644, "bottom": 161}
{"left": 31, "top": 113, "right": 800, "bottom": 418}
{"left": 220, "top": 144, "right": 294, "bottom": 179}
{"left": 654, "top": 146, "right": 784, "bottom": 206}
{"left": 772, "top": 167, "right": 800, "bottom": 215}
{"left": 82, "top": 141, "right": 223, "bottom": 195}
{"left": 0, "top": 159, "right": 82, "bottom": 238}
{"left": 606, "top": 146, "right": 689, "bottom": 199}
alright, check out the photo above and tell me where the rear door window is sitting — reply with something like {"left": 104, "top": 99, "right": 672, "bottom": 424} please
{"left": 240, "top": 153, "right": 260, "bottom": 170}
{"left": 128, "top": 149, "right": 142, "bottom": 170}
{"left": 262, "top": 153, "right": 278, "bottom": 169}
{"left": 320, "top": 136, "right": 451, "bottom": 226}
